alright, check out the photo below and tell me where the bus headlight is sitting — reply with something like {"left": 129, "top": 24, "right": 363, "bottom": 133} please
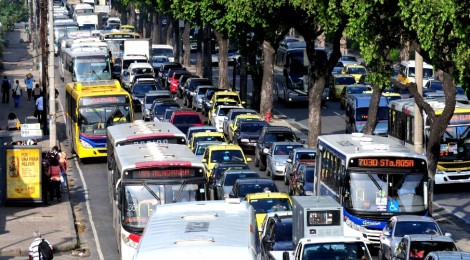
{"left": 345, "top": 218, "right": 366, "bottom": 232}
{"left": 79, "top": 139, "right": 93, "bottom": 148}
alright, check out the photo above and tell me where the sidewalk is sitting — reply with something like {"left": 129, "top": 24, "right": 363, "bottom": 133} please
{"left": 0, "top": 31, "right": 77, "bottom": 257}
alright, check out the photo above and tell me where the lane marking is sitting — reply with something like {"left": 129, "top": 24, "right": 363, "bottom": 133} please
{"left": 58, "top": 98, "right": 105, "bottom": 260}
{"left": 334, "top": 112, "right": 341, "bottom": 116}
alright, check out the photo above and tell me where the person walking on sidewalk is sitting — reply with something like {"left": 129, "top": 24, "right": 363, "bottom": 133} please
{"left": 32, "top": 83, "right": 42, "bottom": 101}
{"left": 28, "top": 231, "right": 53, "bottom": 260}
{"left": 59, "top": 150, "right": 68, "bottom": 191}
{"left": 12, "top": 79, "right": 22, "bottom": 107}
{"left": 35, "top": 95, "right": 44, "bottom": 124}
{"left": 48, "top": 155, "right": 62, "bottom": 202}
{"left": 41, "top": 160, "right": 50, "bottom": 205}
{"left": 25, "top": 72, "right": 34, "bottom": 101}
{"left": 1, "top": 76, "right": 11, "bottom": 104}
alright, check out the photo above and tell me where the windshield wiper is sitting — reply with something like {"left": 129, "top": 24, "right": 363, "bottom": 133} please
{"left": 141, "top": 182, "right": 161, "bottom": 202}
{"left": 366, "top": 171, "right": 382, "bottom": 192}
{"left": 91, "top": 70, "right": 102, "bottom": 80}
{"left": 392, "top": 175, "right": 407, "bottom": 191}
{"left": 173, "top": 181, "right": 187, "bottom": 203}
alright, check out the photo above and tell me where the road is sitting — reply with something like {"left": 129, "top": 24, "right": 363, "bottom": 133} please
{"left": 54, "top": 58, "right": 470, "bottom": 259}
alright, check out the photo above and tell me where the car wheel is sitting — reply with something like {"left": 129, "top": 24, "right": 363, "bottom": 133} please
{"left": 259, "top": 159, "right": 266, "bottom": 171}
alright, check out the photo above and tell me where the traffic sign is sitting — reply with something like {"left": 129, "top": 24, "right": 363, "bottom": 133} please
{"left": 21, "top": 123, "right": 41, "bottom": 130}
{"left": 20, "top": 124, "right": 42, "bottom": 138}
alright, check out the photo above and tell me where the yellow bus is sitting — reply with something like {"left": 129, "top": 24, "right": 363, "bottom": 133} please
{"left": 65, "top": 80, "right": 134, "bottom": 160}
{"left": 388, "top": 97, "right": 470, "bottom": 186}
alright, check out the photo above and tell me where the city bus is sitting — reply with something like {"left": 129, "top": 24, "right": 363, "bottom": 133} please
{"left": 106, "top": 120, "right": 187, "bottom": 195}
{"left": 345, "top": 93, "right": 389, "bottom": 136}
{"left": 388, "top": 97, "right": 470, "bottom": 186}
{"left": 100, "top": 31, "right": 140, "bottom": 62}
{"left": 316, "top": 133, "right": 429, "bottom": 245}
{"left": 65, "top": 80, "right": 134, "bottom": 160}
{"left": 60, "top": 46, "right": 112, "bottom": 82}
{"left": 111, "top": 143, "right": 207, "bottom": 260}
{"left": 53, "top": 19, "right": 79, "bottom": 55}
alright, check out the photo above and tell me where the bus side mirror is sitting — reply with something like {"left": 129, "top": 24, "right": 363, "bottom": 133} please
{"left": 115, "top": 179, "right": 122, "bottom": 210}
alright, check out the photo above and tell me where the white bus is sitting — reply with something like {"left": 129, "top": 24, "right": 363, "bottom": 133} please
{"left": 59, "top": 46, "right": 111, "bottom": 82}
{"left": 106, "top": 120, "right": 187, "bottom": 171}
{"left": 111, "top": 143, "right": 207, "bottom": 260}
{"left": 316, "top": 133, "right": 429, "bottom": 245}
{"left": 133, "top": 200, "right": 260, "bottom": 260}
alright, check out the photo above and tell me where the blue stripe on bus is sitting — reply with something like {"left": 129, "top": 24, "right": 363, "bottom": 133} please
{"left": 79, "top": 134, "right": 107, "bottom": 148}
{"left": 343, "top": 208, "right": 385, "bottom": 230}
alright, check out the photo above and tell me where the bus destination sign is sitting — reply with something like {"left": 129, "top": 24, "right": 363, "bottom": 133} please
{"left": 80, "top": 96, "right": 128, "bottom": 106}
{"left": 350, "top": 157, "right": 426, "bottom": 169}
{"left": 127, "top": 167, "right": 201, "bottom": 179}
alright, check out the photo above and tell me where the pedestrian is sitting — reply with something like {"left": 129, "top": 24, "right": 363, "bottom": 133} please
{"left": 25, "top": 72, "right": 34, "bottom": 101}
{"left": 51, "top": 145, "right": 60, "bottom": 158}
{"left": 32, "top": 83, "right": 42, "bottom": 101}
{"left": 1, "top": 76, "right": 11, "bottom": 104}
{"left": 28, "top": 231, "right": 53, "bottom": 260}
{"left": 35, "top": 95, "right": 44, "bottom": 124}
{"left": 59, "top": 150, "right": 68, "bottom": 191}
{"left": 48, "top": 155, "right": 62, "bottom": 202}
{"left": 12, "top": 79, "right": 22, "bottom": 107}
{"left": 41, "top": 160, "right": 50, "bottom": 205}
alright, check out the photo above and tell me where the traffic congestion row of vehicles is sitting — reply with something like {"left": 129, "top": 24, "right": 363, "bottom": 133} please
{"left": 56, "top": 2, "right": 470, "bottom": 258}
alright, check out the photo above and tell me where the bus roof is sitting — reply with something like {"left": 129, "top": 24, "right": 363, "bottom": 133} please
{"left": 389, "top": 97, "right": 470, "bottom": 116}
{"left": 107, "top": 121, "right": 186, "bottom": 146}
{"left": 66, "top": 80, "right": 123, "bottom": 93}
{"left": 114, "top": 143, "right": 204, "bottom": 173}
{"left": 134, "top": 200, "right": 257, "bottom": 260}
{"left": 317, "top": 133, "right": 427, "bottom": 162}
{"left": 63, "top": 47, "right": 109, "bottom": 57}
{"left": 348, "top": 93, "right": 388, "bottom": 108}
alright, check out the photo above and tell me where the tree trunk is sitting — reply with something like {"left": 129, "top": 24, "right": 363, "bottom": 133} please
{"left": 128, "top": 4, "right": 135, "bottom": 27}
{"left": 182, "top": 21, "right": 191, "bottom": 67}
{"left": 215, "top": 31, "right": 229, "bottom": 89}
{"left": 240, "top": 56, "right": 248, "bottom": 104}
{"left": 174, "top": 19, "right": 180, "bottom": 63}
{"left": 196, "top": 25, "right": 203, "bottom": 77}
{"left": 260, "top": 40, "right": 275, "bottom": 117}
{"left": 202, "top": 25, "right": 212, "bottom": 80}
{"left": 308, "top": 77, "right": 325, "bottom": 147}
{"left": 165, "top": 15, "right": 173, "bottom": 46}
{"left": 151, "top": 13, "right": 159, "bottom": 44}
{"left": 120, "top": 8, "right": 128, "bottom": 25}
{"left": 362, "top": 86, "right": 383, "bottom": 134}
{"left": 250, "top": 64, "right": 263, "bottom": 111}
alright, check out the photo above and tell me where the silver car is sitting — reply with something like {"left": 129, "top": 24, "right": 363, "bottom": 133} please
{"left": 266, "top": 142, "right": 304, "bottom": 180}
{"left": 191, "top": 85, "right": 218, "bottom": 111}
{"left": 379, "top": 215, "right": 448, "bottom": 260}
{"left": 216, "top": 169, "right": 260, "bottom": 200}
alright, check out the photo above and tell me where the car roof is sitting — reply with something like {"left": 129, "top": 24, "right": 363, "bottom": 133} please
{"left": 173, "top": 110, "right": 200, "bottom": 115}
{"left": 263, "top": 126, "right": 294, "bottom": 132}
{"left": 224, "top": 169, "right": 258, "bottom": 175}
{"left": 293, "top": 147, "right": 317, "bottom": 153}
{"left": 151, "top": 99, "right": 179, "bottom": 105}
{"left": 392, "top": 215, "right": 437, "bottom": 222}
{"left": 188, "top": 126, "right": 217, "bottom": 131}
{"left": 207, "top": 144, "right": 244, "bottom": 151}
{"left": 235, "top": 178, "right": 275, "bottom": 185}
{"left": 146, "top": 90, "right": 171, "bottom": 96}
{"left": 196, "top": 141, "right": 224, "bottom": 147}
{"left": 272, "top": 141, "right": 304, "bottom": 146}
{"left": 245, "top": 192, "right": 290, "bottom": 200}
{"left": 404, "top": 234, "right": 455, "bottom": 242}
{"left": 192, "top": 131, "right": 225, "bottom": 138}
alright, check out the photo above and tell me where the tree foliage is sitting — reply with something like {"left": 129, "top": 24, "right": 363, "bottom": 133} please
{"left": 0, "top": 0, "right": 28, "bottom": 34}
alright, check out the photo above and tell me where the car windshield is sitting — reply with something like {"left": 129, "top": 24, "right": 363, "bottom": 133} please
{"left": 240, "top": 122, "right": 267, "bottom": 133}
{"left": 224, "top": 173, "right": 259, "bottom": 186}
{"left": 189, "top": 79, "right": 212, "bottom": 91}
{"left": 145, "top": 95, "right": 171, "bottom": 104}
{"left": 210, "top": 150, "right": 244, "bottom": 163}
{"left": 394, "top": 221, "right": 441, "bottom": 237}
{"left": 195, "top": 143, "right": 219, "bottom": 156}
{"left": 348, "top": 86, "right": 368, "bottom": 94}
{"left": 153, "top": 104, "right": 179, "bottom": 115}
{"left": 336, "top": 77, "right": 357, "bottom": 85}
{"left": 409, "top": 241, "right": 456, "bottom": 260}
{"left": 296, "top": 152, "right": 316, "bottom": 161}
{"left": 264, "top": 132, "right": 296, "bottom": 143}
{"left": 341, "top": 56, "right": 358, "bottom": 62}
{"left": 249, "top": 198, "right": 292, "bottom": 213}
{"left": 303, "top": 242, "right": 368, "bottom": 260}
{"left": 348, "top": 67, "right": 367, "bottom": 75}
{"left": 217, "top": 107, "right": 236, "bottom": 116}
{"left": 133, "top": 84, "right": 158, "bottom": 94}
{"left": 197, "top": 87, "right": 213, "bottom": 95}
{"left": 274, "top": 145, "right": 303, "bottom": 155}
{"left": 194, "top": 135, "right": 225, "bottom": 145}
{"left": 238, "top": 183, "right": 278, "bottom": 197}
{"left": 172, "top": 114, "right": 202, "bottom": 124}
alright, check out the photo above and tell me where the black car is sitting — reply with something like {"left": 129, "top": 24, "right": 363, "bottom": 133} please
{"left": 177, "top": 74, "right": 199, "bottom": 98}
{"left": 255, "top": 126, "right": 298, "bottom": 171}
{"left": 232, "top": 121, "right": 270, "bottom": 151}
{"left": 158, "top": 62, "right": 183, "bottom": 87}
{"left": 183, "top": 78, "right": 213, "bottom": 108}
{"left": 130, "top": 79, "right": 161, "bottom": 112}
{"left": 229, "top": 178, "right": 279, "bottom": 199}
{"left": 211, "top": 162, "right": 250, "bottom": 184}
{"left": 149, "top": 99, "right": 180, "bottom": 122}
{"left": 261, "top": 214, "right": 293, "bottom": 259}
{"left": 201, "top": 88, "right": 226, "bottom": 116}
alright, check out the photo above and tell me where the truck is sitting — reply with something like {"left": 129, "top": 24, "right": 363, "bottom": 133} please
{"left": 270, "top": 196, "right": 371, "bottom": 260}
{"left": 123, "top": 38, "right": 150, "bottom": 59}
{"left": 75, "top": 13, "right": 102, "bottom": 30}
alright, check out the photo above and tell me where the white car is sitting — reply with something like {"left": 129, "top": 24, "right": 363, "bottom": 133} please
{"left": 210, "top": 105, "right": 242, "bottom": 132}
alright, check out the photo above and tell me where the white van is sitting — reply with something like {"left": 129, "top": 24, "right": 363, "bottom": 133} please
{"left": 398, "top": 60, "right": 434, "bottom": 87}
{"left": 151, "top": 44, "right": 174, "bottom": 62}
{"left": 132, "top": 199, "right": 260, "bottom": 260}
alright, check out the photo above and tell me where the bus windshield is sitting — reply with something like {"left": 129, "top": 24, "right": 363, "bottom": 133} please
{"left": 437, "top": 124, "right": 470, "bottom": 161}
{"left": 78, "top": 106, "right": 131, "bottom": 135}
{"left": 356, "top": 107, "right": 388, "bottom": 121}
{"left": 345, "top": 172, "right": 427, "bottom": 213}
{"left": 122, "top": 183, "right": 202, "bottom": 230}
{"left": 74, "top": 57, "right": 111, "bottom": 81}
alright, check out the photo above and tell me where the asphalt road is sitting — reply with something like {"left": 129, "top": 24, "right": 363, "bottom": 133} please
{"left": 54, "top": 58, "right": 470, "bottom": 259}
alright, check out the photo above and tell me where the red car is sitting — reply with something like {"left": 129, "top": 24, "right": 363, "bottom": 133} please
{"left": 170, "top": 110, "right": 203, "bottom": 134}
{"left": 168, "top": 71, "right": 192, "bottom": 94}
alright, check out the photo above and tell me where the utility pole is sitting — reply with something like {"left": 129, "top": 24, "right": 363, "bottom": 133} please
{"left": 40, "top": 0, "right": 47, "bottom": 133}
{"left": 48, "top": 0, "right": 56, "bottom": 148}
{"left": 414, "top": 52, "right": 424, "bottom": 155}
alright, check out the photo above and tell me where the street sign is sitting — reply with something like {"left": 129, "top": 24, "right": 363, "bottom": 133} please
{"left": 20, "top": 124, "right": 42, "bottom": 138}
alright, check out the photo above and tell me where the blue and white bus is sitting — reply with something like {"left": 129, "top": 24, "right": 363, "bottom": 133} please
{"left": 315, "top": 133, "right": 429, "bottom": 245}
